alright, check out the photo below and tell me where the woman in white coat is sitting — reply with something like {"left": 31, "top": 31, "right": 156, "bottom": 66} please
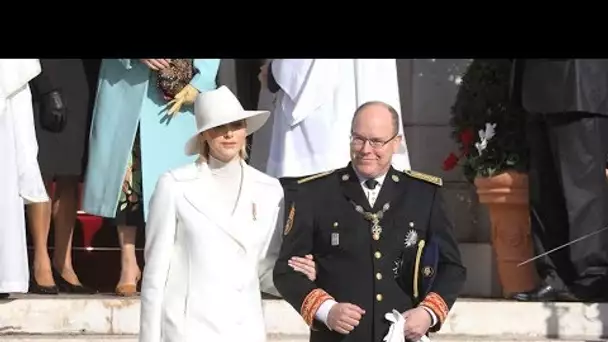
{"left": 139, "top": 86, "right": 316, "bottom": 342}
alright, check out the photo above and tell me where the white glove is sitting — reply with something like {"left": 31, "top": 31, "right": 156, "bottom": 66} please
{"left": 383, "top": 309, "right": 431, "bottom": 342}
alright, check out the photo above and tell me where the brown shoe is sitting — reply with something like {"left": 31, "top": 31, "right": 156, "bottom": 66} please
{"left": 115, "top": 272, "right": 141, "bottom": 297}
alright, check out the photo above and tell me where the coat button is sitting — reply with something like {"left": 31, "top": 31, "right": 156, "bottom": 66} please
{"left": 376, "top": 294, "right": 383, "bottom": 301}
{"left": 374, "top": 251, "right": 382, "bottom": 259}
{"left": 376, "top": 272, "right": 382, "bottom": 280}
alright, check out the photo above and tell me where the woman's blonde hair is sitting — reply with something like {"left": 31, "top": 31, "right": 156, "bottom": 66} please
{"left": 197, "top": 134, "right": 248, "bottom": 162}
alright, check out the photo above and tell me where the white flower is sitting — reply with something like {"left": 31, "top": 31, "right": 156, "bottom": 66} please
{"left": 474, "top": 123, "right": 497, "bottom": 155}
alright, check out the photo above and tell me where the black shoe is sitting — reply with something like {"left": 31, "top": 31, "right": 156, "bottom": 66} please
{"left": 0, "top": 293, "right": 9, "bottom": 299}
{"left": 52, "top": 268, "right": 97, "bottom": 294}
{"left": 29, "top": 275, "right": 59, "bottom": 295}
{"left": 512, "top": 285, "right": 577, "bottom": 302}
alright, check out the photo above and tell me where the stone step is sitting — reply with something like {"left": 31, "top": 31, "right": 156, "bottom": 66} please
{"left": 0, "top": 296, "right": 606, "bottom": 340}
{"left": 0, "top": 335, "right": 603, "bottom": 342}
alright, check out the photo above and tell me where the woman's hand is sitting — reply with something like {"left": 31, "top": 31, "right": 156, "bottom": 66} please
{"left": 140, "top": 59, "right": 171, "bottom": 71}
{"left": 289, "top": 254, "right": 317, "bottom": 281}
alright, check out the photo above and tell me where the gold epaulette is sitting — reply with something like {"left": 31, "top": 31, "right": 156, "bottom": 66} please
{"left": 297, "top": 170, "right": 335, "bottom": 184}
{"left": 404, "top": 169, "right": 443, "bottom": 187}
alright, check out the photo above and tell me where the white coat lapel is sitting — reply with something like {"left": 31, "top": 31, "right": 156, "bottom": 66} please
{"left": 181, "top": 161, "right": 253, "bottom": 251}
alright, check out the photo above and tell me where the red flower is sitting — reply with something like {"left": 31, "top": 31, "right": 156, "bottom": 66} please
{"left": 459, "top": 128, "right": 475, "bottom": 155}
{"left": 442, "top": 152, "right": 460, "bottom": 171}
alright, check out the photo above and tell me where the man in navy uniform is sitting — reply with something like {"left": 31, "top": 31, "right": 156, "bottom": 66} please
{"left": 273, "top": 101, "right": 466, "bottom": 342}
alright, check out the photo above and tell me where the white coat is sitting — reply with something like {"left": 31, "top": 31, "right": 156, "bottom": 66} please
{"left": 0, "top": 59, "right": 49, "bottom": 293}
{"left": 139, "top": 160, "right": 284, "bottom": 342}
{"left": 263, "top": 59, "right": 411, "bottom": 179}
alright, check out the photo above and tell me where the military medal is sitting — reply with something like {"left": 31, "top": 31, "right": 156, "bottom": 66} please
{"left": 352, "top": 202, "right": 391, "bottom": 241}
{"left": 369, "top": 214, "right": 382, "bottom": 240}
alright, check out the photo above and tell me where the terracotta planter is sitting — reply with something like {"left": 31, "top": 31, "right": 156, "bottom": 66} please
{"left": 474, "top": 171, "right": 539, "bottom": 297}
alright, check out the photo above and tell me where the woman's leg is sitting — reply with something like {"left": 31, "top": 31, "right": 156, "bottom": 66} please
{"left": 116, "top": 225, "right": 141, "bottom": 296}
{"left": 114, "top": 130, "right": 142, "bottom": 296}
{"left": 26, "top": 178, "right": 56, "bottom": 292}
{"left": 51, "top": 176, "right": 81, "bottom": 285}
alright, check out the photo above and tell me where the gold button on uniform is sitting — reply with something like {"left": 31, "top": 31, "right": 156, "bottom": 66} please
{"left": 376, "top": 294, "right": 383, "bottom": 301}
{"left": 376, "top": 273, "right": 382, "bottom": 280}
{"left": 374, "top": 251, "right": 382, "bottom": 259}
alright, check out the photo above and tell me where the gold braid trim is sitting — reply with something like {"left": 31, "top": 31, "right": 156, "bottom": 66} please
{"left": 301, "top": 289, "right": 334, "bottom": 327}
{"left": 420, "top": 292, "right": 449, "bottom": 324}
{"left": 404, "top": 170, "right": 443, "bottom": 186}
{"left": 297, "top": 170, "right": 335, "bottom": 184}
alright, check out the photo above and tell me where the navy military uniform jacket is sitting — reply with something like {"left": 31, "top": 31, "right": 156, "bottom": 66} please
{"left": 273, "top": 164, "right": 466, "bottom": 342}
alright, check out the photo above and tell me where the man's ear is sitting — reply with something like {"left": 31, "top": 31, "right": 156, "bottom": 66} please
{"left": 392, "top": 135, "right": 403, "bottom": 154}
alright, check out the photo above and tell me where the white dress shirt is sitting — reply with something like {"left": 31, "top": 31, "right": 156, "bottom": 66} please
{"left": 314, "top": 170, "right": 438, "bottom": 328}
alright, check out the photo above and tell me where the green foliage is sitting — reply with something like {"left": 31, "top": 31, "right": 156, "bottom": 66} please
{"left": 444, "top": 59, "right": 529, "bottom": 183}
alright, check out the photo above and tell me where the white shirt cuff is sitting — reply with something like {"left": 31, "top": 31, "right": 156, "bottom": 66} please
{"left": 421, "top": 306, "right": 438, "bottom": 327}
{"left": 314, "top": 299, "right": 338, "bottom": 327}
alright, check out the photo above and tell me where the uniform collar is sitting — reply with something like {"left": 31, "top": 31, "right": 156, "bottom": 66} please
{"left": 352, "top": 167, "right": 389, "bottom": 189}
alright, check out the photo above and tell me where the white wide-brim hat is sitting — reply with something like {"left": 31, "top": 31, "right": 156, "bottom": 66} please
{"left": 184, "top": 85, "right": 270, "bottom": 156}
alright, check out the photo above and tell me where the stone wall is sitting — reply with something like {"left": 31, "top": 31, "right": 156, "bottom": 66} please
{"left": 396, "top": 59, "right": 501, "bottom": 297}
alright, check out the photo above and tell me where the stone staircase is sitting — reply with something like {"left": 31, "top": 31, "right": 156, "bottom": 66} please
{"left": 0, "top": 296, "right": 607, "bottom": 341}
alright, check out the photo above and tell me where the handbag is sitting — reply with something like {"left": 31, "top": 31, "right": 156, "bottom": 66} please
{"left": 156, "top": 59, "right": 198, "bottom": 99}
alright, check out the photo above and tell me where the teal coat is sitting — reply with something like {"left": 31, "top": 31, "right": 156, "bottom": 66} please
{"left": 82, "top": 59, "right": 220, "bottom": 220}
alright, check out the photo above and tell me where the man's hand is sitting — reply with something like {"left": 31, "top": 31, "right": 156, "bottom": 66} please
{"left": 140, "top": 59, "right": 171, "bottom": 71}
{"left": 258, "top": 61, "right": 270, "bottom": 89}
{"left": 402, "top": 307, "right": 432, "bottom": 341}
{"left": 326, "top": 303, "right": 365, "bottom": 334}
{"left": 167, "top": 84, "right": 199, "bottom": 115}
{"left": 289, "top": 254, "right": 316, "bottom": 281}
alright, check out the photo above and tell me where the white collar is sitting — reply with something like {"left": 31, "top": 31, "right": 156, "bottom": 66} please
{"left": 353, "top": 168, "right": 388, "bottom": 189}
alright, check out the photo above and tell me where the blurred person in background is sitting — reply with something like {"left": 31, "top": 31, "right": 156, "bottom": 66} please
{"left": 82, "top": 59, "right": 220, "bottom": 296}
{"left": 0, "top": 59, "right": 49, "bottom": 298}
{"left": 511, "top": 59, "right": 608, "bottom": 302}
{"left": 27, "top": 59, "right": 100, "bottom": 294}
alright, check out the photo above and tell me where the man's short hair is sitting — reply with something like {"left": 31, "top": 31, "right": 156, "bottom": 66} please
{"left": 351, "top": 101, "right": 401, "bottom": 136}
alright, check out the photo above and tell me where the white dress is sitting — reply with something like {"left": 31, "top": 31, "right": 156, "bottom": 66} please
{"left": 139, "top": 156, "right": 284, "bottom": 342}
{"left": 0, "top": 59, "right": 49, "bottom": 293}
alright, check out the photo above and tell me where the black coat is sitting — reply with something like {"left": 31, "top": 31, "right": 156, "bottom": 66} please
{"left": 513, "top": 59, "right": 608, "bottom": 116}
{"left": 273, "top": 165, "right": 466, "bottom": 342}
{"left": 29, "top": 59, "right": 100, "bottom": 177}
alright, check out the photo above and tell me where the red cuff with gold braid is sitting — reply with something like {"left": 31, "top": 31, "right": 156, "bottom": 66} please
{"left": 420, "top": 292, "right": 449, "bottom": 325}
{"left": 301, "top": 289, "right": 334, "bottom": 327}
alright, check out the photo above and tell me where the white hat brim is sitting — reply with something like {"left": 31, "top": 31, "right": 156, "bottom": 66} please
{"left": 184, "top": 110, "right": 271, "bottom": 156}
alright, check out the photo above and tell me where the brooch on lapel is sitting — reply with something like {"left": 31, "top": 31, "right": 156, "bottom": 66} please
{"left": 252, "top": 203, "right": 257, "bottom": 221}
{"left": 284, "top": 204, "right": 296, "bottom": 235}
{"left": 404, "top": 229, "right": 418, "bottom": 248}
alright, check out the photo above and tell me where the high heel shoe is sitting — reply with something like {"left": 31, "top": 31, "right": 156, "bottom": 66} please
{"left": 29, "top": 275, "right": 59, "bottom": 295}
{"left": 115, "top": 271, "right": 142, "bottom": 297}
{"left": 52, "top": 268, "right": 97, "bottom": 294}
